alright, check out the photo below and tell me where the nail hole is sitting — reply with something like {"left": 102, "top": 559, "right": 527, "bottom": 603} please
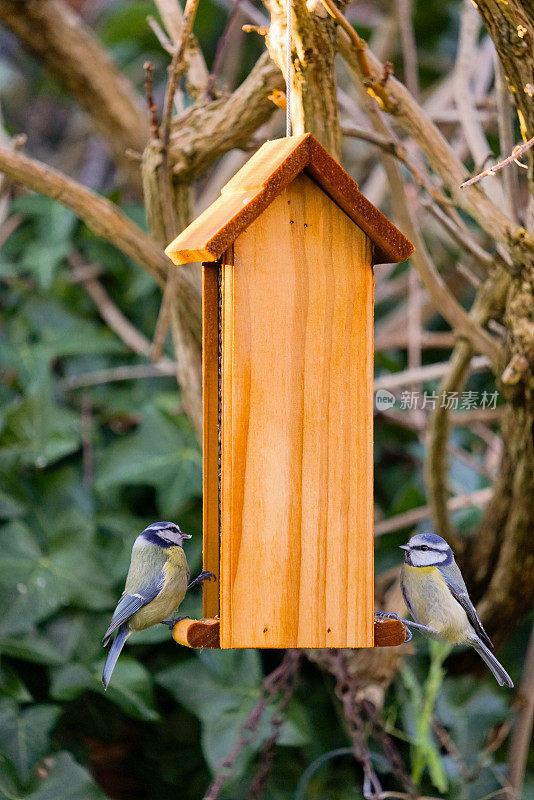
{"left": 304, "top": 223, "right": 308, "bottom": 228}
{"left": 290, "top": 220, "right": 294, "bottom": 224}
{"left": 263, "top": 627, "right": 268, "bottom": 633}
{"left": 327, "top": 628, "right": 332, "bottom": 633}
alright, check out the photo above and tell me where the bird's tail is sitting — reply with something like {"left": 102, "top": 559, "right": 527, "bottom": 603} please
{"left": 472, "top": 638, "right": 514, "bottom": 688}
{"left": 102, "top": 624, "right": 130, "bottom": 690}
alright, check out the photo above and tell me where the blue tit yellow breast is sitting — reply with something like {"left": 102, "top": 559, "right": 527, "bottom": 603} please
{"left": 401, "top": 563, "right": 470, "bottom": 644}
{"left": 129, "top": 546, "right": 190, "bottom": 632}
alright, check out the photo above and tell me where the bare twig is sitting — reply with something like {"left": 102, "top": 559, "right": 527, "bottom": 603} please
{"left": 0, "top": 0, "right": 148, "bottom": 190}
{"left": 374, "top": 356, "right": 490, "bottom": 392}
{"left": 495, "top": 60, "right": 520, "bottom": 222}
{"left": 453, "top": 3, "right": 496, "bottom": 179}
{"left": 59, "top": 363, "right": 177, "bottom": 392}
{"left": 425, "top": 270, "right": 509, "bottom": 549}
{"left": 374, "top": 488, "right": 493, "bottom": 537}
{"left": 144, "top": 61, "right": 161, "bottom": 140}
{"left": 0, "top": 146, "right": 170, "bottom": 285}
{"left": 337, "top": 26, "right": 528, "bottom": 257}
{"left": 154, "top": 0, "right": 209, "bottom": 94}
{"left": 207, "top": 0, "right": 242, "bottom": 97}
{"left": 460, "top": 137, "right": 534, "bottom": 188}
{"left": 425, "top": 341, "right": 475, "bottom": 551}
{"left": 203, "top": 651, "right": 301, "bottom": 800}
{"left": 67, "top": 252, "right": 175, "bottom": 362}
{"left": 395, "top": 0, "right": 419, "bottom": 99}
{"left": 161, "top": 0, "right": 200, "bottom": 154}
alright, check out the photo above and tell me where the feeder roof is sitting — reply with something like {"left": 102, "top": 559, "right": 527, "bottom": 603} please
{"left": 165, "top": 133, "right": 414, "bottom": 266}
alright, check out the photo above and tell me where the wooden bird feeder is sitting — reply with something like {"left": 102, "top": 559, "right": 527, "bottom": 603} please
{"left": 165, "top": 134, "right": 414, "bottom": 650}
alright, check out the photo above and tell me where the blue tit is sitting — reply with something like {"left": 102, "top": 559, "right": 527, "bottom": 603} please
{"left": 102, "top": 521, "right": 214, "bottom": 689}
{"left": 396, "top": 532, "right": 513, "bottom": 688}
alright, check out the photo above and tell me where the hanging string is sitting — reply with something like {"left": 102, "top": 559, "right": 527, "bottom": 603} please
{"left": 286, "top": 0, "right": 292, "bottom": 137}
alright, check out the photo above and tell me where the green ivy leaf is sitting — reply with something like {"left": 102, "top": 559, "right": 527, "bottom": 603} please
{"left": 51, "top": 659, "right": 160, "bottom": 723}
{"left": 157, "top": 650, "right": 307, "bottom": 777}
{"left": 0, "top": 395, "right": 81, "bottom": 469}
{"left": 0, "top": 522, "right": 114, "bottom": 637}
{"left": 0, "top": 699, "right": 61, "bottom": 784}
{"left": 95, "top": 406, "right": 201, "bottom": 514}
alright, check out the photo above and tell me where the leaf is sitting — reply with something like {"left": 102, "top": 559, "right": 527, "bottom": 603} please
{"left": 0, "top": 394, "right": 81, "bottom": 469}
{"left": 0, "top": 751, "right": 107, "bottom": 800}
{"left": 0, "top": 490, "right": 25, "bottom": 519}
{"left": 0, "top": 699, "right": 61, "bottom": 784}
{"left": 157, "top": 650, "right": 306, "bottom": 776}
{"left": 0, "top": 632, "right": 64, "bottom": 665}
{"left": 51, "top": 659, "right": 160, "bottom": 722}
{"left": 0, "top": 664, "right": 32, "bottom": 703}
{"left": 0, "top": 522, "right": 114, "bottom": 637}
{"left": 95, "top": 406, "right": 202, "bottom": 514}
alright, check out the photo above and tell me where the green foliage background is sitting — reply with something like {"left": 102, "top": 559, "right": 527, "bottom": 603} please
{"left": 0, "top": 1, "right": 531, "bottom": 799}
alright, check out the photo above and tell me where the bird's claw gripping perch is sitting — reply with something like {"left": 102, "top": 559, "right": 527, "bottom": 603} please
{"left": 375, "top": 611, "right": 413, "bottom": 643}
{"left": 187, "top": 570, "right": 216, "bottom": 590}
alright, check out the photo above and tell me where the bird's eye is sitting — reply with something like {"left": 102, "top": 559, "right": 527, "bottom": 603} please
{"left": 420, "top": 545, "right": 429, "bottom": 551}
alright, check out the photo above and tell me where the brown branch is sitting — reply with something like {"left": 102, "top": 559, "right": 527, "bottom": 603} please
{"left": 425, "top": 270, "right": 510, "bottom": 549}
{"left": 343, "top": 56, "right": 502, "bottom": 365}
{"left": 495, "top": 60, "right": 521, "bottom": 222}
{"left": 0, "top": 146, "right": 169, "bottom": 285}
{"left": 265, "top": 0, "right": 342, "bottom": 156}
{"left": 374, "top": 356, "right": 490, "bottom": 392}
{"left": 144, "top": 62, "right": 161, "bottom": 141}
{"left": 0, "top": 0, "right": 148, "bottom": 191}
{"left": 154, "top": 0, "right": 209, "bottom": 94}
{"left": 168, "top": 51, "right": 283, "bottom": 182}
{"left": 59, "top": 364, "right": 177, "bottom": 392}
{"left": 67, "top": 252, "right": 173, "bottom": 362}
{"left": 460, "top": 137, "right": 534, "bottom": 188}
{"left": 336, "top": 24, "right": 533, "bottom": 259}
{"left": 374, "top": 488, "right": 493, "bottom": 537}
{"left": 161, "top": 0, "right": 200, "bottom": 155}
{"left": 395, "top": 0, "right": 419, "bottom": 99}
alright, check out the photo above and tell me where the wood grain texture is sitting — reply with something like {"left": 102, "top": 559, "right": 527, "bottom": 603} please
{"left": 165, "top": 134, "right": 414, "bottom": 267}
{"left": 172, "top": 616, "right": 407, "bottom": 649}
{"left": 172, "top": 617, "right": 220, "bottom": 648}
{"left": 202, "top": 262, "right": 221, "bottom": 618}
{"left": 219, "top": 174, "right": 374, "bottom": 649}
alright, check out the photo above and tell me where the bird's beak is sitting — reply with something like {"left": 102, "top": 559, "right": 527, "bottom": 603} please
{"left": 181, "top": 533, "right": 192, "bottom": 540}
{"left": 399, "top": 545, "right": 410, "bottom": 551}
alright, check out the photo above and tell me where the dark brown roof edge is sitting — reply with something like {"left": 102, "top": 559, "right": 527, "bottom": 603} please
{"left": 165, "top": 134, "right": 414, "bottom": 266}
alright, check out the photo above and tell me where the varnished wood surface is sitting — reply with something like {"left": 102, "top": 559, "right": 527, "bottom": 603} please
{"left": 202, "top": 262, "right": 220, "bottom": 617}
{"left": 172, "top": 617, "right": 220, "bottom": 649}
{"left": 219, "top": 175, "right": 375, "bottom": 649}
{"left": 172, "top": 616, "right": 407, "bottom": 649}
{"left": 164, "top": 134, "right": 414, "bottom": 267}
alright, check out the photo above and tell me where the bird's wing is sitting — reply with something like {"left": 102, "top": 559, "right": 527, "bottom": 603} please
{"left": 438, "top": 566, "right": 493, "bottom": 648}
{"left": 102, "top": 573, "right": 165, "bottom": 646}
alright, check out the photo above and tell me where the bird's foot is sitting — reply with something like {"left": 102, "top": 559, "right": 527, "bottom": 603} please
{"left": 161, "top": 615, "right": 188, "bottom": 629}
{"left": 375, "top": 611, "right": 413, "bottom": 642}
{"left": 375, "top": 611, "right": 401, "bottom": 621}
{"left": 187, "top": 570, "right": 216, "bottom": 590}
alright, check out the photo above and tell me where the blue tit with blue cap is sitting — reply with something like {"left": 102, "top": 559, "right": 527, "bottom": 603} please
{"left": 394, "top": 532, "right": 513, "bottom": 687}
{"left": 102, "top": 521, "right": 214, "bottom": 689}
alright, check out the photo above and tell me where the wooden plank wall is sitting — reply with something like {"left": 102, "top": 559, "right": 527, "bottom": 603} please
{"left": 219, "top": 175, "right": 374, "bottom": 648}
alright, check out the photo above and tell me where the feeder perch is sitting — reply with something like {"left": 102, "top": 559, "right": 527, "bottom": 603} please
{"left": 166, "top": 134, "right": 414, "bottom": 650}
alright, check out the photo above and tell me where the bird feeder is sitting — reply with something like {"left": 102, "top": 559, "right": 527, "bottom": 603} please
{"left": 165, "top": 134, "right": 414, "bottom": 649}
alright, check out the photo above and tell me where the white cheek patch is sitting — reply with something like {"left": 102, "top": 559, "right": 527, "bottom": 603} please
{"left": 412, "top": 549, "right": 448, "bottom": 567}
